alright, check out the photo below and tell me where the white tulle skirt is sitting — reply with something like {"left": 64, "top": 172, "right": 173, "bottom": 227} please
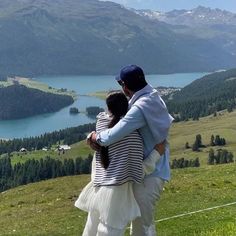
{"left": 74, "top": 181, "right": 141, "bottom": 229}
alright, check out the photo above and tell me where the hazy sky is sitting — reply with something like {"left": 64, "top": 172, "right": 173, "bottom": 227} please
{"left": 103, "top": 0, "right": 236, "bottom": 13}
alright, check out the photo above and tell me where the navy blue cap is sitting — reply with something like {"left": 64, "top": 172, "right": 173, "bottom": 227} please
{"left": 115, "top": 65, "right": 145, "bottom": 82}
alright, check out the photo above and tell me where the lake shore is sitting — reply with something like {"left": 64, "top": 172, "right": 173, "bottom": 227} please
{"left": 0, "top": 72, "right": 207, "bottom": 139}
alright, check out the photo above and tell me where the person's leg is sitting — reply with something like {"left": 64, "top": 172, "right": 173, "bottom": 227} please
{"left": 130, "top": 177, "right": 165, "bottom": 236}
{"left": 82, "top": 211, "right": 100, "bottom": 236}
{"left": 97, "top": 222, "right": 125, "bottom": 236}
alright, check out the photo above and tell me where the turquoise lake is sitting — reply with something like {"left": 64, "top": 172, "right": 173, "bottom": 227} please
{"left": 0, "top": 72, "right": 207, "bottom": 139}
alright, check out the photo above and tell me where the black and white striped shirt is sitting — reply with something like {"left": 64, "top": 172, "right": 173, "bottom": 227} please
{"left": 94, "top": 112, "right": 143, "bottom": 187}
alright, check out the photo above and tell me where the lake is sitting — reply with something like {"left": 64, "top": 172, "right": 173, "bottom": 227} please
{"left": 0, "top": 72, "right": 207, "bottom": 139}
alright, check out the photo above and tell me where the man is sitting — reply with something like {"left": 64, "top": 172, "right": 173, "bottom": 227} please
{"left": 90, "top": 65, "right": 173, "bottom": 235}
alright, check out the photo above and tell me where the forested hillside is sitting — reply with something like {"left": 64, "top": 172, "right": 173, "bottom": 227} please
{"left": 0, "top": 84, "right": 74, "bottom": 120}
{"left": 166, "top": 68, "right": 236, "bottom": 120}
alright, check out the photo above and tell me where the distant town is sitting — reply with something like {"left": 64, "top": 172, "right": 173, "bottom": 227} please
{"left": 157, "top": 86, "right": 181, "bottom": 96}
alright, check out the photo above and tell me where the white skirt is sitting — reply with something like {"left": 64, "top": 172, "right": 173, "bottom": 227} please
{"left": 75, "top": 181, "right": 141, "bottom": 229}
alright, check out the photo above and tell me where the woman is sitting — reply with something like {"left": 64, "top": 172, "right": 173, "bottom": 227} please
{"left": 75, "top": 91, "right": 144, "bottom": 235}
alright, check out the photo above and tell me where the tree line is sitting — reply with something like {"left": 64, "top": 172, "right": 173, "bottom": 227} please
{"left": 0, "top": 155, "right": 93, "bottom": 192}
{"left": 171, "top": 157, "right": 200, "bottom": 169}
{"left": 0, "top": 123, "right": 95, "bottom": 155}
{"left": 185, "top": 134, "right": 226, "bottom": 152}
{"left": 208, "top": 149, "right": 234, "bottom": 165}
{"left": 0, "top": 84, "right": 74, "bottom": 120}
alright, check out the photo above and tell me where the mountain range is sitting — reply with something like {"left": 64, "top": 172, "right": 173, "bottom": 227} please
{"left": 134, "top": 6, "right": 236, "bottom": 57}
{"left": 0, "top": 1, "right": 235, "bottom": 77}
{"left": 134, "top": 6, "right": 236, "bottom": 26}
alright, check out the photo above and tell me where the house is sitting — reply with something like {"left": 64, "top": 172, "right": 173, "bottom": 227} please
{"left": 58, "top": 145, "right": 71, "bottom": 151}
{"left": 19, "top": 148, "right": 27, "bottom": 153}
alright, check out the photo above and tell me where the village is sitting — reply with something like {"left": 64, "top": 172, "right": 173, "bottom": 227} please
{"left": 19, "top": 144, "right": 72, "bottom": 155}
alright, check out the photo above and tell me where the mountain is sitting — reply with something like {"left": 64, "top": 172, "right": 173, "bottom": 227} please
{"left": 165, "top": 68, "right": 236, "bottom": 120}
{"left": 0, "top": 0, "right": 235, "bottom": 77}
{"left": 0, "top": 84, "right": 73, "bottom": 120}
{"left": 134, "top": 6, "right": 236, "bottom": 56}
{"left": 135, "top": 6, "right": 236, "bottom": 26}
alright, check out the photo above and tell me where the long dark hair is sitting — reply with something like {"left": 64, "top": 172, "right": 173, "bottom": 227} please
{"left": 100, "top": 91, "right": 128, "bottom": 169}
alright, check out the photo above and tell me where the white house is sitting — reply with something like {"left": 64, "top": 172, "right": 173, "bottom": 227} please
{"left": 19, "top": 148, "right": 27, "bottom": 153}
{"left": 58, "top": 145, "right": 71, "bottom": 151}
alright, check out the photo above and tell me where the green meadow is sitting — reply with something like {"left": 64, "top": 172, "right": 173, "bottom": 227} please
{"left": 0, "top": 77, "right": 76, "bottom": 99}
{"left": 169, "top": 110, "right": 236, "bottom": 165}
{"left": 0, "top": 164, "right": 235, "bottom": 236}
{"left": 10, "top": 140, "right": 92, "bottom": 166}
{"left": 1, "top": 110, "right": 236, "bottom": 235}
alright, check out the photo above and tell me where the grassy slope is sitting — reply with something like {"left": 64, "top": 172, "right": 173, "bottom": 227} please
{"left": 0, "top": 77, "right": 76, "bottom": 99}
{"left": 1, "top": 111, "right": 236, "bottom": 235}
{"left": 10, "top": 140, "right": 92, "bottom": 165}
{"left": 169, "top": 110, "right": 236, "bottom": 165}
{"left": 89, "top": 91, "right": 107, "bottom": 100}
{"left": 0, "top": 165, "right": 235, "bottom": 236}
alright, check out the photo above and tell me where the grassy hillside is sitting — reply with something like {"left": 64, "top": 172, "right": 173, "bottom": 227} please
{"left": 0, "top": 164, "right": 235, "bottom": 236}
{"left": 10, "top": 140, "right": 92, "bottom": 165}
{"left": 0, "top": 77, "right": 76, "bottom": 98}
{"left": 1, "top": 110, "right": 236, "bottom": 235}
{"left": 169, "top": 110, "right": 236, "bottom": 165}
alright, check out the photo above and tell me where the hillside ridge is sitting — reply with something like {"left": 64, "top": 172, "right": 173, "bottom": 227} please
{"left": 0, "top": 84, "right": 74, "bottom": 120}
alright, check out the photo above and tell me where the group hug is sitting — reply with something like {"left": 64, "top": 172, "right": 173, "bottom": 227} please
{"left": 74, "top": 65, "right": 174, "bottom": 236}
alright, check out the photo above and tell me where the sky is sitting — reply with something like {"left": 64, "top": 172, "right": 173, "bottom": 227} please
{"left": 102, "top": 0, "right": 236, "bottom": 13}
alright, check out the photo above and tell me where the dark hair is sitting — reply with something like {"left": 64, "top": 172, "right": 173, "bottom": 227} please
{"left": 122, "top": 76, "right": 147, "bottom": 92}
{"left": 100, "top": 92, "right": 128, "bottom": 169}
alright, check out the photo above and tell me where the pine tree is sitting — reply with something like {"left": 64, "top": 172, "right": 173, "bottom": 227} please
{"left": 208, "top": 149, "right": 215, "bottom": 165}
{"left": 215, "top": 150, "right": 221, "bottom": 164}
{"left": 215, "top": 135, "right": 221, "bottom": 146}
{"left": 75, "top": 157, "right": 82, "bottom": 174}
{"left": 210, "top": 135, "right": 215, "bottom": 146}
{"left": 194, "top": 158, "right": 200, "bottom": 167}
{"left": 185, "top": 142, "right": 190, "bottom": 149}
{"left": 227, "top": 152, "right": 234, "bottom": 163}
{"left": 196, "top": 134, "right": 202, "bottom": 147}
{"left": 220, "top": 150, "right": 228, "bottom": 164}
{"left": 221, "top": 138, "right": 226, "bottom": 146}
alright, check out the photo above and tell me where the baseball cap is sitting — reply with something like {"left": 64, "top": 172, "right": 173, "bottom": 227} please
{"left": 115, "top": 65, "right": 145, "bottom": 82}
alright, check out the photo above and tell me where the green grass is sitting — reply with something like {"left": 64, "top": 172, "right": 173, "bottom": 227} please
{"left": 169, "top": 110, "right": 236, "bottom": 165}
{"left": 88, "top": 90, "right": 120, "bottom": 100}
{"left": 0, "top": 164, "right": 235, "bottom": 235}
{"left": 155, "top": 164, "right": 236, "bottom": 236}
{"left": 10, "top": 140, "right": 93, "bottom": 165}
{"left": 0, "top": 77, "right": 76, "bottom": 99}
{"left": 89, "top": 91, "right": 107, "bottom": 99}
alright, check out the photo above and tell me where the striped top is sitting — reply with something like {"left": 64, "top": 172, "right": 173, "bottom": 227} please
{"left": 94, "top": 112, "right": 143, "bottom": 187}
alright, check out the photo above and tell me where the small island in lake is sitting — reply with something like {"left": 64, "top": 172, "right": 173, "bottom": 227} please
{"left": 86, "top": 106, "right": 104, "bottom": 117}
{"left": 0, "top": 77, "right": 75, "bottom": 120}
{"left": 69, "top": 107, "right": 79, "bottom": 114}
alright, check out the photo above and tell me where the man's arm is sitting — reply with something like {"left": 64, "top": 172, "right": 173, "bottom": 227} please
{"left": 96, "top": 105, "right": 145, "bottom": 146}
